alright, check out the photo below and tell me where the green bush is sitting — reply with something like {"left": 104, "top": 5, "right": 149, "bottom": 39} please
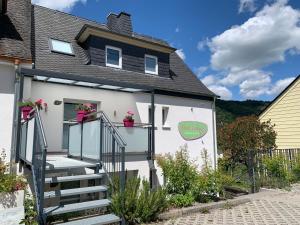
{"left": 110, "top": 177, "right": 167, "bottom": 224}
{"left": 156, "top": 145, "right": 197, "bottom": 195}
{"left": 262, "top": 155, "right": 290, "bottom": 188}
{"left": 20, "top": 193, "right": 38, "bottom": 225}
{"left": 0, "top": 150, "right": 26, "bottom": 193}
{"left": 168, "top": 193, "right": 194, "bottom": 208}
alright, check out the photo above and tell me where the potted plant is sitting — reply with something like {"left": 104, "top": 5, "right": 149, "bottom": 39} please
{"left": 75, "top": 103, "right": 96, "bottom": 123}
{"left": 123, "top": 110, "right": 135, "bottom": 127}
{"left": 18, "top": 99, "right": 48, "bottom": 121}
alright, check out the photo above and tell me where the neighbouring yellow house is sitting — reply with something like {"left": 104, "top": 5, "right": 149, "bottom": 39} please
{"left": 259, "top": 75, "right": 300, "bottom": 149}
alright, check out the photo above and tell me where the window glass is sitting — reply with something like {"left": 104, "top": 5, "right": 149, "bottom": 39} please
{"left": 106, "top": 47, "right": 121, "bottom": 68}
{"left": 145, "top": 55, "right": 158, "bottom": 74}
{"left": 62, "top": 102, "right": 97, "bottom": 149}
{"left": 50, "top": 39, "right": 73, "bottom": 54}
{"left": 162, "top": 107, "right": 169, "bottom": 126}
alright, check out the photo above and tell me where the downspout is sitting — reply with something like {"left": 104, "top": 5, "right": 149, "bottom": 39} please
{"left": 212, "top": 96, "right": 218, "bottom": 170}
{"left": 10, "top": 60, "right": 22, "bottom": 173}
{"left": 149, "top": 90, "right": 156, "bottom": 188}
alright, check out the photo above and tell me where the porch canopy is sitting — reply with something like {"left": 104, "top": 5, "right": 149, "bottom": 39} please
{"left": 20, "top": 68, "right": 154, "bottom": 93}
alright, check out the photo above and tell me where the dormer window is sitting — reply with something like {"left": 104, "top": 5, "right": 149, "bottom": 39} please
{"left": 106, "top": 46, "right": 122, "bottom": 69}
{"left": 145, "top": 54, "right": 158, "bottom": 75}
{"left": 50, "top": 39, "right": 74, "bottom": 55}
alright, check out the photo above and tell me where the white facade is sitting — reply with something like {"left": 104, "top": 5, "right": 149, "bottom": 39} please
{"left": 23, "top": 78, "right": 217, "bottom": 181}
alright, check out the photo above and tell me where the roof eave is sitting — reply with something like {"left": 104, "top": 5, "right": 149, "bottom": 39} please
{"left": 75, "top": 24, "right": 176, "bottom": 54}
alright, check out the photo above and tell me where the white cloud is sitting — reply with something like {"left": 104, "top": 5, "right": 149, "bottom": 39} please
{"left": 206, "top": 0, "right": 300, "bottom": 99}
{"left": 195, "top": 66, "right": 208, "bottom": 78}
{"left": 267, "top": 77, "right": 295, "bottom": 95}
{"left": 175, "top": 27, "right": 180, "bottom": 33}
{"left": 176, "top": 49, "right": 186, "bottom": 60}
{"left": 197, "top": 38, "right": 209, "bottom": 51}
{"left": 201, "top": 75, "right": 216, "bottom": 86}
{"left": 239, "top": 0, "right": 257, "bottom": 13}
{"left": 32, "top": 0, "right": 87, "bottom": 12}
{"left": 208, "top": 85, "right": 233, "bottom": 100}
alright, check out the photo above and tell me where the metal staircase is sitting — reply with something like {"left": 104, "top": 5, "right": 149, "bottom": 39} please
{"left": 19, "top": 108, "right": 126, "bottom": 225}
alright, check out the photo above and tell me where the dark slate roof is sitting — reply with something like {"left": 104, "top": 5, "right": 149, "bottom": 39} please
{"left": 0, "top": 0, "right": 31, "bottom": 60}
{"left": 32, "top": 5, "right": 216, "bottom": 98}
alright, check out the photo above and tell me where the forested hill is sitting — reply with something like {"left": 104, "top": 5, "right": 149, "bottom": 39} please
{"left": 216, "top": 99, "right": 270, "bottom": 126}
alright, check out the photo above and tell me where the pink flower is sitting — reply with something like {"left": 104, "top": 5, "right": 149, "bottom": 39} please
{"left": 35, "top": 99, "right": 43, "bottom": 105}
{"left": 127, "top": 110, "right": 134, "bottom": 115}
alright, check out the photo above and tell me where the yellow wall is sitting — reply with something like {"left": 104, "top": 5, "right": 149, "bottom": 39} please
{"left": 260, "top": 78, "right": 300, "bottom": 149}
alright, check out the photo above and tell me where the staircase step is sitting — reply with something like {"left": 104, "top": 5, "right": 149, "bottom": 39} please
{"left": 44, "top": 199, "right": 111, "bottom": 216}
{"left": 46, "top": 157, "right": 98, "bottom": 170}
{"left": 45, "top": 174, "right": 103, "bottom": 184}
{"left": 44, "top": 186, "right": 107, "bottom": 199}
{"left": 57, "top": 214, "right": 120, "bottom": 225}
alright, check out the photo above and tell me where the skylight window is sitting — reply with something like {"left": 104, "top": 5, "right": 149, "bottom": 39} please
{"left": 50, "top": 39, "right": 74, "bottom": 55}
{"left": 145, "top": 54, "right": 158, "bottom": 75}
{"left": 106, "top": 46, "right": 122, "bottom": 69}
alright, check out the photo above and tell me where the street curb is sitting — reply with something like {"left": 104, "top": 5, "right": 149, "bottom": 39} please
{"left": 158, "top": 197, "right": 251, "bottom": 220}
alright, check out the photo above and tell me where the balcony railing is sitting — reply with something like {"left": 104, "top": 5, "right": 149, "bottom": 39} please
{"left": 68, "top": 118, "right": 152, "bottom": 161}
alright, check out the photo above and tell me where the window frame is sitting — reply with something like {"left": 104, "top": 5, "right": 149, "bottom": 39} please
{"left": 144, "top": 54, "right": 158, "bottom": 75}
{"left": 105, "top": 45, "right": 122, "bottom": 69}
{"left": 49, "top": 38, "right": 74, "bottom": 55}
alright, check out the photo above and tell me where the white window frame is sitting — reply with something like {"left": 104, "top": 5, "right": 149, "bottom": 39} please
{"left": 145, "top": 54, "right": 158, "bottom": 75}
{"left": 106, "top": 45, "right": 122, "bottom": 69}
{"left": 49, "top": 38, "right": 74, "bottom": 55}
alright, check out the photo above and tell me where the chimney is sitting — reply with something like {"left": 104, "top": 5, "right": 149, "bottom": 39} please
{"left": 107, "top": 12, "right": 133, "bottom": 36}
{"left": 0, "top": 0, "right": 7, "bottom": 15}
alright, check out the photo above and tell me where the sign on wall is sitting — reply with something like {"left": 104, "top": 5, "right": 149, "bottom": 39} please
{"left": 178, "top": 121, "right": 208, "bottom": 141}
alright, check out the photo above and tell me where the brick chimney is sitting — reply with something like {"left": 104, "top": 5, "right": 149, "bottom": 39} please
{"left": 107, "top": 12, "right": 133, "bottom": 36}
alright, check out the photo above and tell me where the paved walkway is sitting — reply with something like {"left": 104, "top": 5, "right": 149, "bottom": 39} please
{"left": 153, "top": 184, "right": 300, "bottom": 225}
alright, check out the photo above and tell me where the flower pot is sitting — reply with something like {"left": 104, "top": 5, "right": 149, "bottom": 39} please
{"left": 21, "top": 106, "right": 33, "bottom": 120}
{"left": 76, "top": 110, "right": 88, "bottom": 123}
{"left": 123, "top": 119, "right": 134, "bottom": 127}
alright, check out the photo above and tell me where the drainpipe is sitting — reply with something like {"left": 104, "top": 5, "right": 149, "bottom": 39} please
{"left": 10, "top": 60, "right": 22, "bottom": 173}
{"left": 150, "top": 90, "right": 156, "bottom": 188}
{"left": 212, "top": 96, "right": 218, "bottom": 170}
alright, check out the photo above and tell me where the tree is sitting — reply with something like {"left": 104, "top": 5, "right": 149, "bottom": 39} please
{"left": 218, "top": 115, "right": 276, "bottom": 167}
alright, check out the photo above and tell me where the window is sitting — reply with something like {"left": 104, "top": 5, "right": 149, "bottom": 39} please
{"left": 145, "top": 55, "right": 158, "bottom": 75}
{"left": 106, "top": 46, "right": 122, "bottom": 68}
{"left": 50, "top": 39, "right": 74, "bottom": 55}
{"left": 162, "top": 107, "right": 169, "bottom": 127}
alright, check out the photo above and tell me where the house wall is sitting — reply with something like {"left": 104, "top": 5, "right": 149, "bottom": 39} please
{"left": 0, "top": 61, "right": 31, "bottom": 164}
{"left": 260, "top": 78, "right": 300, "bottom": 149}
{"left": 0, "top": 62, "right": 15, "bottom": 163}
{"left": 26, "top": 80, "right": 217, "bottom": 181}
{"left": 87, "top": 36, "right": 170, "bottom": 78}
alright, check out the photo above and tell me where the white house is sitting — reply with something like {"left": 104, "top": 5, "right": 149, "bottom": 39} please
{"left": 0, "top": 0, "right": 218, "bottom": 224}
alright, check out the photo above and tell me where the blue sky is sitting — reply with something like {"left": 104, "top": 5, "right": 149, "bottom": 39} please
{"left": 32, "top": 0, "right": 300, "bottom": 101}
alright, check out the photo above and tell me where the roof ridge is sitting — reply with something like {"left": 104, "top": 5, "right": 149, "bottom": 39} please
{"left": 32, "top": 4, "right": 107, "bottom": 28}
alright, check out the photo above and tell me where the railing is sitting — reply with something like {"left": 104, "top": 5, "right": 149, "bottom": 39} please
{"left": 68, "top": 111, "right": 127, "bottom": 224}
{"left": 19, "top": 107, "right": 48, "bottom": 224}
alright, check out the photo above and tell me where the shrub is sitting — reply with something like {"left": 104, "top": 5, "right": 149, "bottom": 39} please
{"left": 0, "top": 149, "right": 26, "bottom": 193}
{"left": 110, "top": 177, "right": 167, "bottom": 224}
{"left": 20, "top": 193, "right": 38, "bottom": 225}
{"left": 262, "top": 155, "right": 290, "bottom": 188}
{"left": 156, "top": 145, "right": 197, "bottom": 195}
{"left": 168, "top": 193, "right": 194, "bottom": 208}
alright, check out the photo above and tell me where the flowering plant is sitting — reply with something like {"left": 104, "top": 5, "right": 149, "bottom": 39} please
{"left": 18, "top": 99, "right": 48, "bottom": 111}
{"left": 124, "top": 110, "right": 134, "bottom": 122}
{"left": 75, "top": 103, "right": 96, "bottom": 113}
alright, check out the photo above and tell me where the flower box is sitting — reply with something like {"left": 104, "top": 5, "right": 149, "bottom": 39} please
{"left": 21, "top": 106, "right": 33, "bottom": 121}
{"left": 123, "top": 119, "right": 134, "bottom": 127}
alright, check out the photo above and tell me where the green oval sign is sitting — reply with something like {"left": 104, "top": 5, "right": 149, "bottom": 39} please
{"left": 178, "top": 121, "right": 208, "bottom": 141}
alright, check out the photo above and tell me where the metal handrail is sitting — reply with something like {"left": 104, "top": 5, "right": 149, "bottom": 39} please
{"left": 69, "top": 110, "right": 127, "bottom": 146}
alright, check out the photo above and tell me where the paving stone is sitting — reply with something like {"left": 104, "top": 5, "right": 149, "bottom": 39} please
{"left": 148, "top": 184, "right": 300, "bottom": 225}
